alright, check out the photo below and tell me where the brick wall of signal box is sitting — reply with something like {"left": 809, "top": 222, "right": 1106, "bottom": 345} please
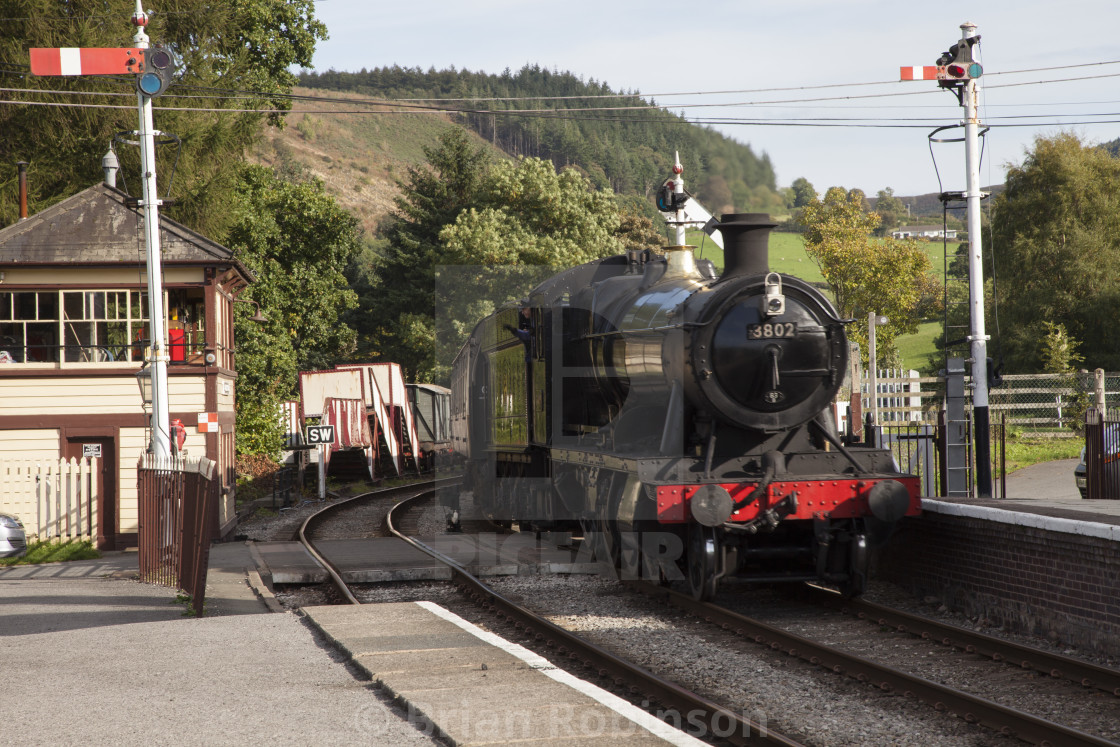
{"left": 874, "top": 505, "right": 1120, "bottom": 659}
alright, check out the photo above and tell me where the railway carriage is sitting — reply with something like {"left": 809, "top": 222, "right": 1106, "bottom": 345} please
{"left": 450, "top": 213, "right": 920, "bottom": 599}
{"left": 406, "top": 383, "right": 452, "bottom": 471}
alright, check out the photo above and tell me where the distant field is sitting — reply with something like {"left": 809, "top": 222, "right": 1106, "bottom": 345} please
{"left": 896, "top": 320, "right": 942, "bottom": 374}
{"left": 687, "top": 229, "right": 950, "bottom": 284}
{"left": 685, "top": 229, "right": 823, "bottom": 282}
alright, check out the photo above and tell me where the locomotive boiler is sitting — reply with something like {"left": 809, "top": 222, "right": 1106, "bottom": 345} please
{"left": 450, "top": 213, "right": 920, "bottom": 599}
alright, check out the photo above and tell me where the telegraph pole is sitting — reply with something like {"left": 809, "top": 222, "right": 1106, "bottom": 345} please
{"left": 901, "top": 22, "right": 991, "bottom": 497}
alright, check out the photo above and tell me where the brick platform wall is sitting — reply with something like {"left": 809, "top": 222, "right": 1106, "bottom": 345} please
{"left": 874, "top": 506, "right": 1120, "bottom": 658}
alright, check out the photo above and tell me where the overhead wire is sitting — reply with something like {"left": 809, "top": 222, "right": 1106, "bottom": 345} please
{"left": 1, "top": 55, "right": 1120, "bottom": 131}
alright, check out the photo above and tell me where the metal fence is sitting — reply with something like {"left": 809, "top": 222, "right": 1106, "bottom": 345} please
{"left": 137, "top": 455, "right": 219, "bottom": 617}
{"left": 862, "top": 369, "right": 1115, "bottom": 436}
{"left": 1084, "top": 408, "right": 1120, "bottom": 501}
{"left": 875, "top": 415, "right": 1008, "bottom": 500}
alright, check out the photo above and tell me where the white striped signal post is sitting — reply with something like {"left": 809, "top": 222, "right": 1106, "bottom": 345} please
{"left": 900, "top": 22, "right": 992, "bottom": 498}
{"left": 30, "top": 1, "right": 179, "bottom": 459}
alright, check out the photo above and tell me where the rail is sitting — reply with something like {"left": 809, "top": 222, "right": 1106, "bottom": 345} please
{"left": 384, "top": 499, "right": 797, "bottom": 747}
{"left": 297, "top": 480, "right": 441, "bottom": 605}
{"left": 801, "top": 586, "right": 1120, "bottom": 698}
{"left": 630, "top": 582, "right": 1117, "bottom": 747}
{"left": 297, "top": 482, "right": 802, "bottom": 746}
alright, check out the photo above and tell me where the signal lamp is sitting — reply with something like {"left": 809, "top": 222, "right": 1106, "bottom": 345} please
{"left": 137, "top": 46, "right": 177, "bottom": 98}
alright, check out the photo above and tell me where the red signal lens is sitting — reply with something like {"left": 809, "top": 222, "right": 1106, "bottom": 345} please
{"left": 946, "top": 64, "right": 966, "bottom": 78}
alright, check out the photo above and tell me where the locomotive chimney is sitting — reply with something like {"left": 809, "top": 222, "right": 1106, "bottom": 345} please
{"left": 717, "top": 213, "right": 776, "bottom": 279}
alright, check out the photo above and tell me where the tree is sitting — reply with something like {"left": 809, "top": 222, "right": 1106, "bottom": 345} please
{"left": 1040, "top": 322, "right": 1084, "bottom": 374}
{"left": 353, "top": 129, "right": 492, "bottom": 381}
{"left": 0, "top": 0, "right": 326, "bottom": 236}
{"left": 354, "top": 129, "right": 650, "bottom": 384}
{"left": 873, "top": 188, "right": 907, "bottom": 237}
{"left": 790, "top": 177, "right": 817, "bottom": 208}
{"left": 224, "top": 165, "right": 361, "bottom": 457}
{"left": 991, "top": 132, "right": 1120, "bottom": 371}
{"left": 800, "top": 187, "right": 938, "bottom": 367}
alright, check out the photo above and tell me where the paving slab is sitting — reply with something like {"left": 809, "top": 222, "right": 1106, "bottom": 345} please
{"left": 304, "top": 601, "right": 708, "bottom": 746}
{"left": 0, "top": 568, "right": 438, "bottom": 745}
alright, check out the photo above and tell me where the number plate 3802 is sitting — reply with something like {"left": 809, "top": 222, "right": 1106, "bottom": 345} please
{"left": 748, "top": 322, "right": 797, "bottom": 340}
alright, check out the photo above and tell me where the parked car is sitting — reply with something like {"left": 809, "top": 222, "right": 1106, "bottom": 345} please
{"left": 0, "top": 512, "right": 27, "bottom": 558}
{"left": 1075, "top": 448, "right": 1087, "bottom": 498}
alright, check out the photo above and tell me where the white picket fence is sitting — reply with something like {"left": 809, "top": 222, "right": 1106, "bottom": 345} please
{"left": 0, "top": 458, "right": 100, "bottom": 542}
{"left": 864, "top": 368, "right": 937, "bottom": 423}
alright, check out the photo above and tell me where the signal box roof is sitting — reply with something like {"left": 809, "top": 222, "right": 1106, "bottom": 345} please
{"left": 0, "top": 182, "right": 253, "bottom": 283}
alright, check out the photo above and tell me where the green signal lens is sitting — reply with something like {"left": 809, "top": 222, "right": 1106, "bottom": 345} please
{"left": 968, "top": 62, "right": 983, "bottom": 78}
{"left": 139, "top": 72, "right": 162, "bottom": 96}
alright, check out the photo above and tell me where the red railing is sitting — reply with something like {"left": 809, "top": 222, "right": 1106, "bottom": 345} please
{"left": 137, "top": 455, "right": 219, "bottom": 616}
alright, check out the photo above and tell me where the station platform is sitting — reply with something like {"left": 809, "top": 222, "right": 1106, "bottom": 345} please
{"left": 0, "top": 542, "right": 701, "bottom": 745}
{"left": 879, "top": 458, "right": 1120, "bottom": 658}
{"left": 929, "top": 456, "right": 1120, "bottom": 538}
{"left": 304, "top": 601, "right": 704, "bottom": 745}
{"left": 252, "top": 532, "right": 600, "bottom": 585}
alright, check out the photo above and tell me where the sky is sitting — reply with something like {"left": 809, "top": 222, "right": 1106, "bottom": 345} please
{"left": 305, "top": 0, "right": 1120, "bottom": 199}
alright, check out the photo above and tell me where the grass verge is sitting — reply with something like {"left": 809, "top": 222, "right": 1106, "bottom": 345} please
{"left": 1003, "top": 436, "right": 1082, "bottom": 474}
{"left": 0, "top": 539, "right": 100, "bottom": 566}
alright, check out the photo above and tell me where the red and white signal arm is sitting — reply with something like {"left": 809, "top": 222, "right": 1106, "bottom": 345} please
{"left": 899, "top": 66, "right": 939, "bottom": 81}
{"left": 30, "top": 47, "right": 142, "bottom": 76}
{"left": 197, "top": 412, "right": 220, "bottom": 433}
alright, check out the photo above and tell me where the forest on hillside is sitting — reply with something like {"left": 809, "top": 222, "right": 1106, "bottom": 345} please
{"left": 298, "top": 64, "right": 784, "bottom": 215}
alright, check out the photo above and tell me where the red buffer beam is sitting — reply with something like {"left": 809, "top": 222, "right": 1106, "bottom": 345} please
{"left": 30, "top": 47, "right": 142, "bottom": 76}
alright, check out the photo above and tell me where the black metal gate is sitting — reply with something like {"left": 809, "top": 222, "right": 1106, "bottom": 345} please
{"left": 1084, "top": 408, "right": 1120, "bottom": 500}
{"left": 137, "top": 455, "right": 219, "bottom": 616}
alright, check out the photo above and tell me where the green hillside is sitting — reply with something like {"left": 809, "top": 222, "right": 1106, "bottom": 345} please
{"left": 297, "top": 65, "right": 784, "bottom": 217}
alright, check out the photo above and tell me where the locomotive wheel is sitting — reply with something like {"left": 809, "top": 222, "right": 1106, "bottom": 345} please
{"left": 687, "top": 522, "right": 719, "bottom": 601}
{"left": 593, "top": 472, "right": 622, "bottom": 572}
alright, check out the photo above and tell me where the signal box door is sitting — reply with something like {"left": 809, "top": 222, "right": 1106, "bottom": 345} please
{"left": 63, "top": 436, "right": 117, "bottom": 550}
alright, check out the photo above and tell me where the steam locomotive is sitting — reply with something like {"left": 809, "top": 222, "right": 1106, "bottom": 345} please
{"left": 449, "top": 213, "right": 920, "bottom": 599}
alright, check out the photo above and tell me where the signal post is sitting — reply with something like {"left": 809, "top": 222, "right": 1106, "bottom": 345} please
{"left": 901, "top": 22, "right": 992, "bottom": 498}
{"left": 30, "top": 1, "right": 180, "bottom": 458}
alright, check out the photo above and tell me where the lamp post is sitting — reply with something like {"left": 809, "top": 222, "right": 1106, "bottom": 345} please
{"left": 135, "top": 361, "right": 153, "bottom": 410}
{"left": 868, "top": 313, "right": 889, "bottom": 427}
{"left": 233, "top": 297, "right": 268, "bottom": 323}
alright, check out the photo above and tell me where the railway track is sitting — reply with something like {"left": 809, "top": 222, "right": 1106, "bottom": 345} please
{"left": 296, "top": 490, "right": 1120, "bottom": 746}
{"left": 802, "top": 585, "right": 1120, "bottom": 700}
{"left": 297, "top": 483, "right": 805, "bottom": 747}
{"left": 630, "top": 581, "right": 1119, "bottom": 747}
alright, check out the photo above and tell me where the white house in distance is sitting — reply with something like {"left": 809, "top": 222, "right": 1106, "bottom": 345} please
{"left": 891, "top": 224, "right": 959, "bottom": 240}
{"left": 0, "top": 178, "right": 252, "bottom": 549}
